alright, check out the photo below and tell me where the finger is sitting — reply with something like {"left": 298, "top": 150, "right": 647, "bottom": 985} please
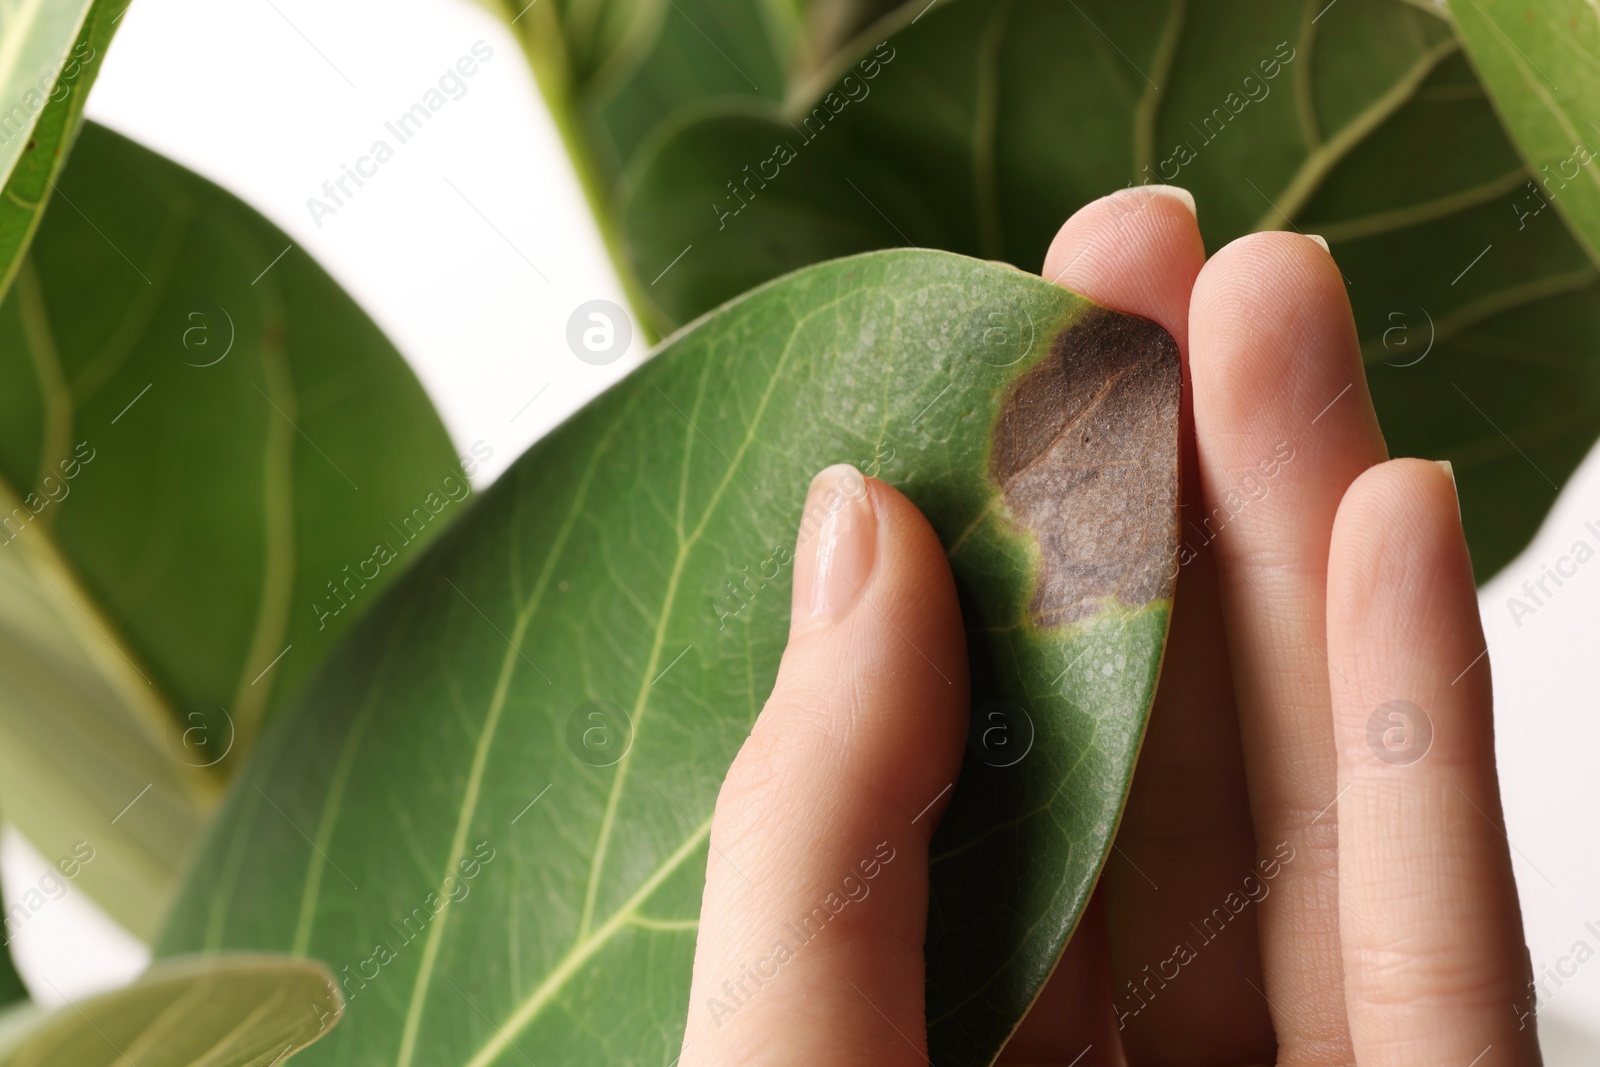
{"left": 680, "top": 465, "right": 968, "bottom": 1066}
{"left": 1327, "top": 460, "right": 1538, "bottom": 1065}
{"left": 1047, "top": 186, "right": 1273, "bottom": 1063}
{"left": 1042, "top": 184, "right": 1203, "bottom": 352}
{"left": 1187, "top": 231, "right": 1388, "bottom": 1064}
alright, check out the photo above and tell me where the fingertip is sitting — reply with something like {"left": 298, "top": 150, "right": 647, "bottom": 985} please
{"left": 845, "top": 473, "right": 972, "bottom": 774}
{"left": 1329, "top": 458, "right": 1469, "bottom": 621}
{"left": 1327, "top": 457, "right": 1482, "bottom": 752}
{"left": 1192, "top": 230, "right": 1346, "bottom": 330}
{"left": 790, "top": 464, "right": 876, "bottom": 637}
{"left": 857, "top": 475, "right": 966, "bottom": 649}
{"left": 1041, "top": 185, "right": 1204, "bottom": 350}
{"left": 1190, "top": 231, "right": 1357, "bottom": 422}
{"left": 760, "top": 464, "right": 969, "bottom": 832}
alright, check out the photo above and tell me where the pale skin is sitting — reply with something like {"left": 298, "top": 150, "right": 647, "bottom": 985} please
{"left": 679, "top": 188, "right": 1539, "bottom": 1066}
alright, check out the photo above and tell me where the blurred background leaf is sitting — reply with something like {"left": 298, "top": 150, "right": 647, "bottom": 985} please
{"left": 0, "top": 0, "right": 129, "bottom": 300}
{"left": 0, "top": 123, "right": 461, "bottom": 939}
{"left": 0, "top": 955, "right": 341, "bottom": 1067}
{"left": 1451, "top": 0, "right": 1600, "bottom": 266}
{"left": 483, "top": 0, "right": 798, "bottom": 320}
{"left": 484, "top": 0, "right": 1600, "bottom": 581}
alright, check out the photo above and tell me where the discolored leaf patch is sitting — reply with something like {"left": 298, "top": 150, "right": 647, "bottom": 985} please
{"left": 993, "top": 308, "right": 1181, "bottom": 628}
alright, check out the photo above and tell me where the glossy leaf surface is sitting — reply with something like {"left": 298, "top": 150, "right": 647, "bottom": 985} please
{"left": 0, "top": 124, "right": 461, "bottom": 938}
{"left": 161, "top": 250, "right": 1179, "bottom": 1067}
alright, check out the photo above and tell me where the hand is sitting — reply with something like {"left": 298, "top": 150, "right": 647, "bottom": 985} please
{"left": 677, "top": 188, "right": 1538, "bottom": 1066}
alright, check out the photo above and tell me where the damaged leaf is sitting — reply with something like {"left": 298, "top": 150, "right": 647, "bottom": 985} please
{"left": 161, "top": 250, "right": 1178, "bottom": 1067}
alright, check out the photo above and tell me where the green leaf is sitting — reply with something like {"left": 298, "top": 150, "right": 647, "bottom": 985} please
{"left": 160, "top": 249, "right": 1179, "bottom": 1067}
{"left": 617, "top": 0, "right": 1600, "bottom": 579}
{"left": 1450, "top": 0, "right": 1600, "bottom": 265}
{"left": 0, "top": 0, "right": 130, "bottom": 301}
{"left": 0, "top": 123, "right": 462, "bottom": 939}
{"left": 0, "top": 955, "right": 342, "bottom": 1067}
{"left": 483, "top": 0, "right": 799, "bottom": 322}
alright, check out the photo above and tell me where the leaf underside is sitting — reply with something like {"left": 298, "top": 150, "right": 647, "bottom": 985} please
{"left": 161, "top": 250, "right": 1180, "bottom": 1067}
{"left": 600, "top": 0, "right": 1600, "bottom": 581}
{"left": 0, "top": 124, "right": 461, "bottom": 937}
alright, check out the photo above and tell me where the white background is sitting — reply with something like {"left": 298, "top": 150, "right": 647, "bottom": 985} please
{"left": 4, "top": 0, "right": 1599, "bottom": 1058}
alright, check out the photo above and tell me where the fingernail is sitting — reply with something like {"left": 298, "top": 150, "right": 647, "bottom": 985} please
{"left": 1304, "top": 233, "right": 1330, "bottom": 253}
{"left": 1436, "top": 459, "right": 1460, "bottom": 517}
{"left": 1138, "top": 184, "right": 1196, "bottom": 217}
{"left": 791, "top": 464, "right": 876, "bottom": 629}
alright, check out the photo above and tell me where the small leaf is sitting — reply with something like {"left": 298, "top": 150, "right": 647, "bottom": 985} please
{"left": 0, "top": 0, "right": 130, "bottom": 301}
{"left": 0, "top": 955, "right": 342, "bottom": 1067}
{"left": 0, "top": 124, "right": 462, "bottom": 938}
{"left": 161, "top": 250, "right": 1178, "bottom": 1067}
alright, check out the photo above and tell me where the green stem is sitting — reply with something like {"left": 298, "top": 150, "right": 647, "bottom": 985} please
{"left": 501, "top": 5, "right": 664, "bottom": 342}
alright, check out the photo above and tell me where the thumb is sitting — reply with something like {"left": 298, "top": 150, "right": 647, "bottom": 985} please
{"left": 681, "top": 464, "right": 970, "bottom": 1065}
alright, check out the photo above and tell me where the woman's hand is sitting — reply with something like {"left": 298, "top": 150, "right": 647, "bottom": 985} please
{"left": 677, "top": 187, "right": 1538, "bottom": 1066}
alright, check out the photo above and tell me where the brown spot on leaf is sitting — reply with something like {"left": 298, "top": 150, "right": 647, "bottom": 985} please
{"left": 992, "top": 306, "right": 1180, "bottom": 628}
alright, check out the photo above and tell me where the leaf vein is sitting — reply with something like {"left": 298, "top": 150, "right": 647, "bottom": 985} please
{"left": 391, "top": 401, "right": 634, "bottom": 1067}
{"left": 1253, "top": 36, "right": 1458, "bottom": 230}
